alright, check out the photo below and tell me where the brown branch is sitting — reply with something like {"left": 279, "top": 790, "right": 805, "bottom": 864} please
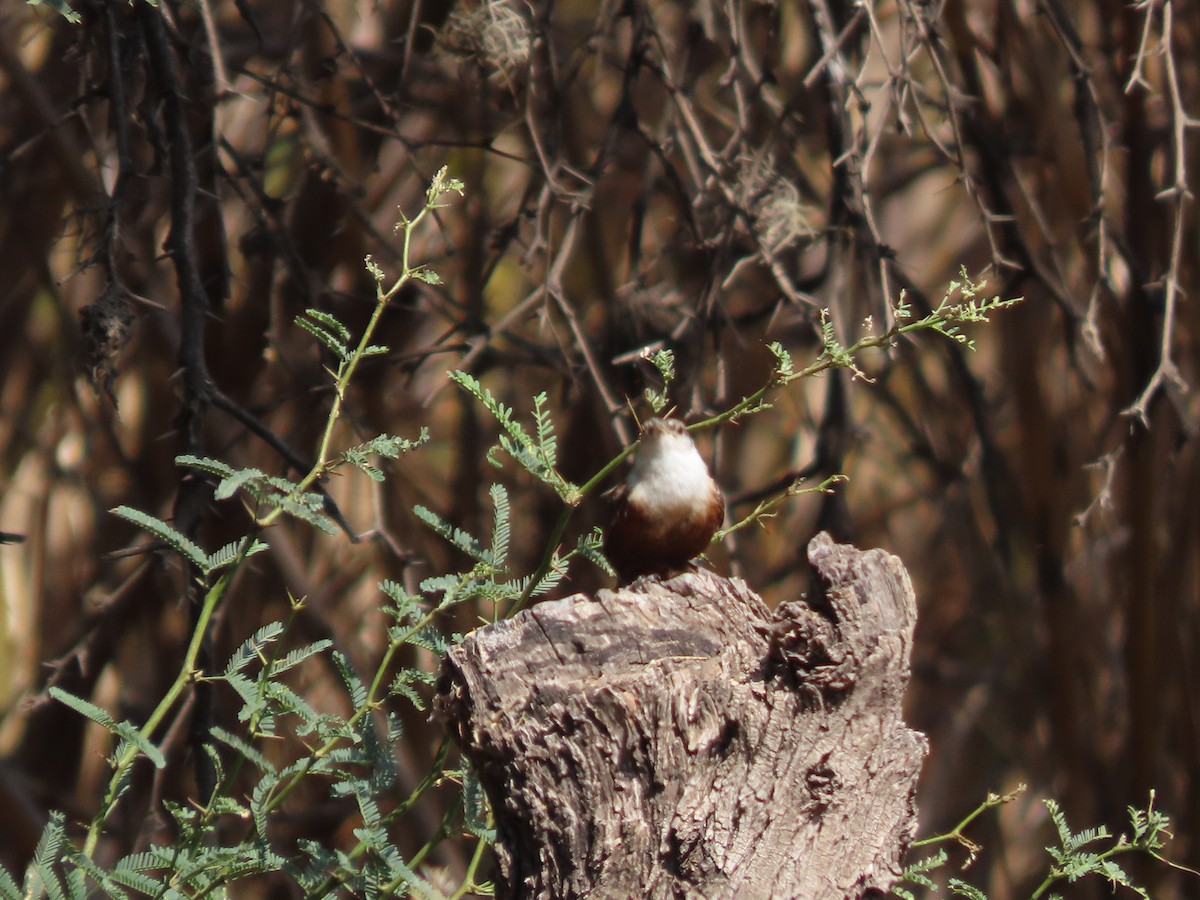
{"left": 140, "top": 0, "right": 220, "bottom": 799}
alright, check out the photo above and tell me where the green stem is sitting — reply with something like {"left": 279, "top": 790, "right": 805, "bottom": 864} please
{"left": 507, "top": 441, "right": 638, "bottom": 616}
{"left": 1029, "top": 838, "right": 1194, "bottom": 898}
{"left": 262, "top": 603, "right": 444, "bottom": 815}
{"left": 908, "top": 785, "right": 1024, "bottom": 872}
{"left": 714, "top": 473, "right": 846, "bottom": 541}
{"left": 449, "top": 834, "right": 491, "bottom": 900}
{"left": 258, "top": 200, "right": 438, "bottom": 531}
{"left": 81, "top": 539, "right": 249, "bottom": 859}
{"left": 910, "top": 798, "right": 1004, "bottom": 849}
{"left": 305, "top": 741, "right": 453, "bottom": 897}
{"left": 394, "top": 796, "right": 461, "bottom": 888}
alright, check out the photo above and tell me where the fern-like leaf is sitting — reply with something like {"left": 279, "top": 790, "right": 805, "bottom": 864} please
{"left": 332, "top": 651, "right": 369, "bottom": 708}
{"left": 767, "top": 341, "right": 794, "bottom": 379}
{"left": 71, "top": 850, "right": 152, "bottom": 897}
{"left": 268, "top": 639, "right": 333, "bottom": 677}
{"left": 224, "top": 622, "right": 285, "bottom": 676}
{"left": 511, "top": 553, "right": 567, "bottom": 599}
{"left": 295, "top": 309, "right": 350, "bottom": 360}
{"left": 49, "top": 688, "right": 165, "bottom": 768}
{"left": 414, "top": 505, "right": 489, "bottom": 561}
{"left": 205, "top": 537, "right": 268, "bottom": 574}
{"left": 449, "top": 371, "right": 580, "bottom": 496}
{"left": 463, "top": 767, "right": 497, "bottom": 843}
{"left": 27, "top": 812, "right": 68, "bottom": 900}
{"left": 110, "top": 722, "right": 167, "bottom": 769}
{"left": 350, "top": 429, "right": 430, "bottom": 459}
{"left": 389, "top": 668, "right": 437, "bottom": 710}
{"left": 210, "top": 725, "right": 275, "bottom": 774}
{"left": 110, "top": 506, "right": 206, "bottom": 571}
{"left": 379, "top": 579, "right": 422, "bottom": 624}
{"left": 0, "top": 863, "right": 20, "bottom": 900}
{"left": 531, "top": 392, "right": 558, "bottom": 469}
{"left": 341, "top": 448, "right": 385, "bottom": 482}
{"left": 947, "top": 879, "right": 988, "bottom": 899}
{"left": 489, "top": 483, "right": 511, "bottom": 568}
{"left": 274, "top": 495, "right": 337, "bottom": 534}
{"left": 263, "top": 681, "right": 323, "bottom": 734}
{"left": 212, "top": 467, "right": 270, "bottom": 501}
{"left": 175, "top": 454, "right": 236, "bottom": 479}
{"left": 576, "top": 527, "right": 614, "bottom": 575}
{"left": 642, "top": 348, "right": 677, "bottom": 412}
{"left": 404, "top": 624, "right": 449, "bottom": 655}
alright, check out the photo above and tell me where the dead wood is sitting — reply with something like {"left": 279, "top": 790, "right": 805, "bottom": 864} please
{"left": 437, "top": 532, "right": 927, "bottom": 898}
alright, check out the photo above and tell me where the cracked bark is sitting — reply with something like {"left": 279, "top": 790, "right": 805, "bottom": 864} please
{"left": 438, "top": 532, "right": 927, "bottom": 899}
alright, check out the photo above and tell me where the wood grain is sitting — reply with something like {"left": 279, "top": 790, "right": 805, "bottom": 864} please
{"left": 438, "top": 533, "right": 927, "bottom": 898}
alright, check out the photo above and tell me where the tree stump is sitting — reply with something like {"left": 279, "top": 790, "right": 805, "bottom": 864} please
{"left": 437, "top": 532, "right": 927, "bottom": 898}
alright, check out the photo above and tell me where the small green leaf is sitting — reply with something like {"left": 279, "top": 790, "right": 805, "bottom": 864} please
{"left": 302, "top": 308, "right": 351, "bottom": 343}
{"left": 213, "top": 467, "right": 269, "bottom": 501}
{"left": 205, "top": 537, "right": 268, "bottom": 573}
{"left": 110, "top": 506, "right": 207, "bottom": 571}
{"left": 410, "top": 267, "right": 442, "bottom": 285}
{"left": 463, "top": 767, "right": 496, "bottom": 843}
{"left": 576, "top": 528, "right": 615, "bottom": 575}
{"left": 947, "top": 879, "right": 988, "bottom": 899}
{"left": 332, "top": 651, "right": 368, "bottom": 708}
{"left": 767, "top": 341, "right": 794, "bottom": 378}
{"left": 274, "top": 495, "right": 337, "bottom": 534}
{"left": 489, "top": 484, "right": 511, "bottom": 567}
{"left": 414, "top": 505, "right": 490, "bottom": 562}
{"left": 269, "top": 639, "right": 333, "bottom": 676}
{"left": 379, "top": 579, "right": 422, "bottom": 624}
{"left": 223, "top": 622, "right": 286, "bottom": 676}
{"left": 48, "top": 686, "right": 117, "bottom": 732}
{"left": 28, "top": 812, "right": 69, "bottom": 900}
{"left": 0, "top": 863, "right": 20, "bottom": 900}
{"left": 294, "top": 313, "right": 349, "bottom": 361}
{"left": 210, "top": 725, "right": 275, "bottom": 774}
{"left": 49, "top": 688, "right": 165, "bottom": 769}
{"left": 111, "top": 722, "right": 167, "bottom": 769}
{"left": 175, "top": 454, "right": 236, "bottom": 478}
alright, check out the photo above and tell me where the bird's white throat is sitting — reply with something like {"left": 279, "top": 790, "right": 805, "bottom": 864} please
{"left": 626, "top": 430, "right": 716, "bottom": 514}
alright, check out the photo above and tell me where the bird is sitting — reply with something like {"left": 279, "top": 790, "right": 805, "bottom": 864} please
{"left": 604, "top": 418, "right": 725, "bottom": 582}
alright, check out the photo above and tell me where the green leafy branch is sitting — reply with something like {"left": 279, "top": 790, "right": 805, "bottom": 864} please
{"left": 448, "top": 374, "right": 580, "bottom": 504}
{"left": 70, "top": 534, "right": 259, "bottom": 862}
{"left": 209, "top": 483, "right": 521, "bottom": 893}
{"left": 414, "top": 483, "right": 607, "bottom": 620}
{"left": 893, "top": 850, "right": 989, "bottom": 900}
{"left": 255, "top": 166, "right": 461, "bottom": 530}
{"left": 908, "top": 784, "right": 1026, "bottom": 868}
{"left": 895, "top": 788, "right": 1197, "bottom": 899}
{"left": 110, "top": 506, "right": 269, "bottom": 577}
{"left": 642, "top": 347, "right": 676, "bottom": 415}
{"left": 713, "top": 473, "right": 847, "bottom": 542}
{"left": 698, "top": 268, "right": 1022, "bottom": 431}
{"left": 28, "top": 169, "right": 470, "bottom": 897}
{"left": 1031, "top": 792, "right": 1198, "bottom": 899}
{"left": 444, "top": 373, "right": 623, "bottom": 613}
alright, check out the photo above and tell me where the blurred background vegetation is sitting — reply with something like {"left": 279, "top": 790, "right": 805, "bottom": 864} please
{"left": 0, "top": 0, "right": 1196, "bottom": 895}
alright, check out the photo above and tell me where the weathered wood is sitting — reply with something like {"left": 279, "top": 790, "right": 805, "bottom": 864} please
{"left": 437, "top": 532, "right": 927, "bottom": 898}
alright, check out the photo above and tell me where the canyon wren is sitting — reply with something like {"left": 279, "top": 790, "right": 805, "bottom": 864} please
{"left": 604, "top": 418, "right": 725, "bottom": 582}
